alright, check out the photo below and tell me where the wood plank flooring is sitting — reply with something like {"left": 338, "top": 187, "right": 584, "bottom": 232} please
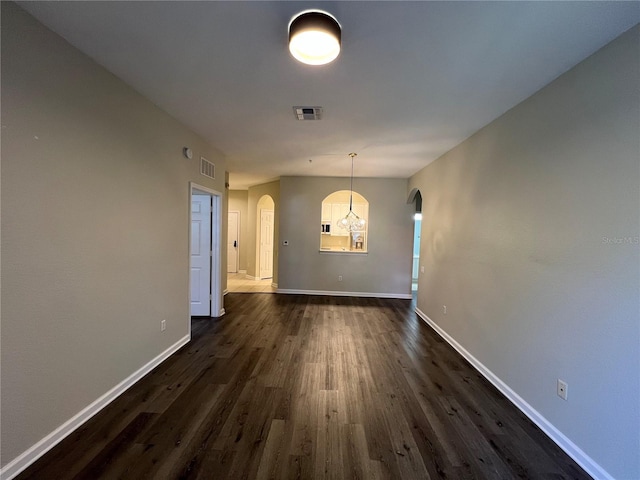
{"left": 16, "top": 294, "right": 590, "bottom": 479}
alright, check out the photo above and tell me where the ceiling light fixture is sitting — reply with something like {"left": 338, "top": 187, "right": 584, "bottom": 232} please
{"left": 288, "top": 10, "right": 341, "bottom": 66}
{"left": 337, "top": 153, "right": 366, "bottom": 233}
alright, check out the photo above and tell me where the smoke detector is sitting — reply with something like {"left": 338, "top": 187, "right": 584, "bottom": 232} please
{"left": 293, "top": 106, "right": 323, "bottom": 120}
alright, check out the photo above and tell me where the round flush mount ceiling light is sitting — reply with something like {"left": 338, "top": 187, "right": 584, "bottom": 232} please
{"left": 288, "top": 10, "right": 341, "bottom": 65}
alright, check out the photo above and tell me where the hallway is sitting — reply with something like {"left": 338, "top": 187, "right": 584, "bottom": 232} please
{"left": 227, "top": 273, "right": 276, "bottom": 293}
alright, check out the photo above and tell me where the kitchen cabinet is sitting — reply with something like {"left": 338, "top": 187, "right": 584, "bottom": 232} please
{"left": 331, "top": 203, "right": 349, "bottom": 236}
{"left": 321, "top": 203, "right": 332, "bottom": 223}
{"left": 352, "top": 203, "right": 368, "bottom": 223}
{"left": 328, "top": 203, "right": 368, "bottom": 237}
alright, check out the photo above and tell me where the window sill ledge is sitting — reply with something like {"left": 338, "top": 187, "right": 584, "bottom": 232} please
{"left": 319, "top": 249, "right": 368, "bottom": 255}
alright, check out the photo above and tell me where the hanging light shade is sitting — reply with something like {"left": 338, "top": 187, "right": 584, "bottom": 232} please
{"left": 288, "top": 10, "right": 341, "bottom": 65}
{"left": 337, "top": 153, "right": 366, "bottom": 233}
{"left": 337, "top": 210, "right": 366, "bottom": 232}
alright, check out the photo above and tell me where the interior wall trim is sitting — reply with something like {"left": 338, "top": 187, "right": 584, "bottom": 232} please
{"left": 277, "top": 288, "right": 412, "bottom": 300}
{"left": 414, "top": 308, "right": 613, "bottom": 480}
{"left": 0, "top": 335, "right": 191, "bottom": 480}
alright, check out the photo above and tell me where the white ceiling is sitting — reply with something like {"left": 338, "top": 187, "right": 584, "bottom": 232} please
{"left": 19, "top": 1, "right": 640, "bottom": 189}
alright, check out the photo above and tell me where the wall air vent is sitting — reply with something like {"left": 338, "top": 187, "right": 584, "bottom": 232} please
{"left": 293, "top": 106, "right": 323, "bottom": 120}
{"left": 200, "top": 157, "right": 215, "bottom": 179}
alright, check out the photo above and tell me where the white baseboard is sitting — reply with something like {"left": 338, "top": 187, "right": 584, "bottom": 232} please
{"left": 223, "top": 288, "right": 229, "bottom": 296}
{"left": 0, "top": 335, "right": 190, "bottom": 480}
{"left": 414, "top": 308, "right": 613, "bottom": 480}
{"left": 245, "top": 274, "right": 258, "bottom": 280}
{"left": 277, "top": 288, "right": 412, "bottom": 300}
{"left": 238, "top": 270, "right": 247, "bottom": 274}
{"left": 271, "top": 282, "right": 278, "bottom": 289}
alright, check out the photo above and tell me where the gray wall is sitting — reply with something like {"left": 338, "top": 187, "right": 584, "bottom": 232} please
{"left": 1, "top": 3, "right": 227, "bottom": 467}
{"left": 228, "top": 190, "right": 249, "bottom": 273}
{"left": 279, "top": 176, "right": 414, "bottom": 296}
{"left": 409, "top": 26, "right": 639, "bottom": 479}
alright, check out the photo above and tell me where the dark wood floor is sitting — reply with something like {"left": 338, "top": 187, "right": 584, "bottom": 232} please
{"left": 17, "top": 294, "right": 590, "bottom": 480}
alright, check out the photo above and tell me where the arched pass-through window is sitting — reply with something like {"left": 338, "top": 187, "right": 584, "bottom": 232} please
{"left": 320, "top": 190, "right": 369, "bottom": 253}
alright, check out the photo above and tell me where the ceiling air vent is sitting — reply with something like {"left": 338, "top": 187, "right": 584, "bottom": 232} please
{"left": 293, "top": 106, "right": 323, "bottom": 120}
{"left": 200, "top": 157, "right": 215, "bottom": 179}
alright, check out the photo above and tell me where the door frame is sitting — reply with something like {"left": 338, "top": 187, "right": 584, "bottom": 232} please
{"left": 189, "top": 182, "right": 224, "bottom": 323}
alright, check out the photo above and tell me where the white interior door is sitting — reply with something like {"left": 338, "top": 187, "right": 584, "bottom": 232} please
{"left": 259, "top": 209, "right": 274, "bottom": 279}
{"left": 190, "top": 194, "right": 211, "bottom": 316}
{"left": 227, "top": 211, "right": 239, "bottom": 273}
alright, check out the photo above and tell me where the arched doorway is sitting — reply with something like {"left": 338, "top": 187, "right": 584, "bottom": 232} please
{"left": 407, "top": 189, "right": 422, "bottom": 299}
{"left": 256, "top": 195, "right": 275, "bottom": 280}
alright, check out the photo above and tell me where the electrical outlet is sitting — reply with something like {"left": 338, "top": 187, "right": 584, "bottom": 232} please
{"left": 338, "top": 275, "right": 343, "bottom": 281}
{"left": 443, "top": 305, "right": 447, "bottom": 315}
{"left": 420, "top": 266, "right": 425, "bottom": 274}
{"left": 161, "top": 319, "right": 166, "bottom": 332}
{"left": 557, "top": 379, "right": 568, "bottom": 400}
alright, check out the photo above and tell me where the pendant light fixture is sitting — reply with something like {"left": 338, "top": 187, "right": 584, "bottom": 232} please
{"left": 288, "top": 10, "right": 341, "bottom": 65}
{"left": 337, "top": 153, "right": 366, "bottom": 232}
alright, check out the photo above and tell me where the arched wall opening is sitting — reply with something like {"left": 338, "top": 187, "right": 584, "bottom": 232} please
{"left": 407, "top": 189, "right": 423, "bottom": 294}
{"left": 320, "top": 190, "right": 369, "bottom": 252}
{"left": 256, "top": 194, "right": 275, "bottom": 279}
